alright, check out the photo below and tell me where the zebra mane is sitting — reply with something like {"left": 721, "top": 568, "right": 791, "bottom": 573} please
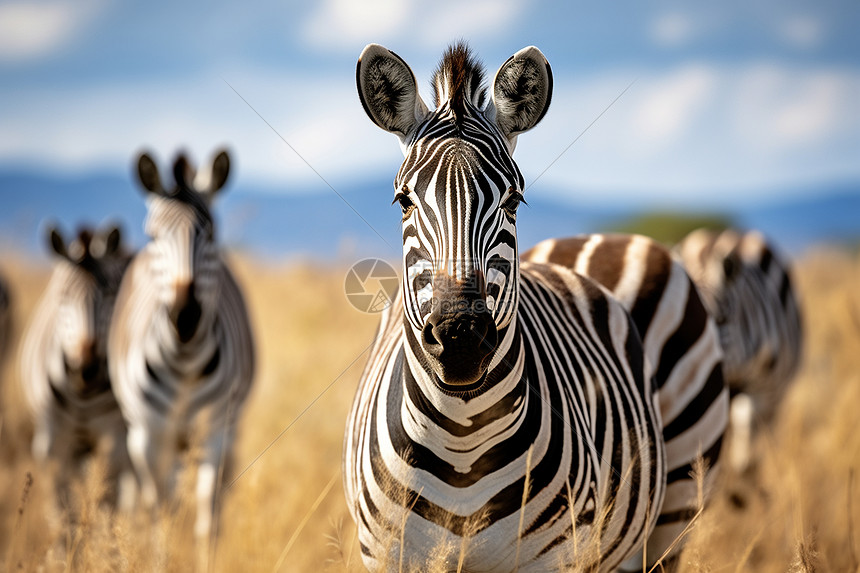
{"left": 432, "top": 42, "right": 487, "bottom": 117}
{"left": 173, "top": 154, "right": 195, "bottom": 192}
{"left": 166, "top": 153, "right": 215, "bottom": 221}
{"left": 53, "top": 227, "right": 116, "bottom": 287}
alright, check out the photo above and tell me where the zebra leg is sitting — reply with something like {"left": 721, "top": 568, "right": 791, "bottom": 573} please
{"left": 729, "top": 393, "right": 754, "bottom": 474}
{"left": 34, "top": 418, "right": 83, "bottom": 543}
{"left": 126, "top": 424, "right": 164, "bottom": 509}
{"left": 194, "top": 426, "right": 234, "bottom": 571}
{"left": 34, "top": 419, "right": 75, "bottom": 505}
{"left": 105, "top": 425, "right": 137, "bottom": 512}
{"left": 194, "top": 428, "right": 232, "bottom": 541}
{"left": 31, "top": 415, "right": 55, "bottom": 463}
{"left": 116, "top": 467, "right": 138, "bottom": 514}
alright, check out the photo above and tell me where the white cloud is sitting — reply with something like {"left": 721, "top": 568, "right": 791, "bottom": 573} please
{"left": 303, "top": 0, "right": 409, "bottom": 48}
{"left": 0, "top": 62, "right": 858, "bottom": 209}
{"left": 650, "top": 13, "right": 695, "bottom": 48}
{"left": 632, "top": 66, "right": 715, "bottom": 150}
{"left": 302, "top": 0, "right": 524, "bottom": 51}
{"left": 515, "top": 63, "right": 860, "bottom": 206}
{"left": 0, "top": 69, "right": 401, "bottom": 190}
{"left": 731, "top": 65, "right": 859, "bottom": 152}
{"left": 0, "top": 0, "right": 105, "bottom": 62}
{"left": 778, "top": 15, "right": 823, "bottom": 50}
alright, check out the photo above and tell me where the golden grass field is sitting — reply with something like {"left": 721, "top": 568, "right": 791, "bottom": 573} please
{"left": 0, "top": 247, "right": 859, "bottom": 572}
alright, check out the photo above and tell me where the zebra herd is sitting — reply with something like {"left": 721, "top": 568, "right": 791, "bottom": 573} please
{"left": 4, "top": 42, "right": 803, "bottom": 571}
{"left": 16, "top": 150, "right": 253, "bottom": 558}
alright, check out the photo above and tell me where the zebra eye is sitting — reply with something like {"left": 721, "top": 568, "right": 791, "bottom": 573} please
{"left": 500, "top": 190, "right": 525, "bottom": 217}
{"left": 394, "top": 193, "right": 416, "bottom": 219}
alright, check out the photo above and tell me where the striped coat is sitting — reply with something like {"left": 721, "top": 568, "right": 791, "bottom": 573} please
{"left": 346, "top": 265, "right": 665, "bottom": 571}
{"left": 523, "top": 233, "right": 728, "bottom": 568}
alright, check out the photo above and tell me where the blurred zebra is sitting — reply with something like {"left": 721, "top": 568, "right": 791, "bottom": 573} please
{"left": 109, "top": 149, "right": 254, "bottom": 552}
{"left": 345, "top": 43, "right": 666, "bottom": 571}
{"left": 676, "top": 228, "right": 802, "bottom": 473}
{"left": 18, "top": 224, "right": 132, "bottom": 509}
{"left": 522, "top": 233, "right": 728, "bottom": 570}
{"left": 0, "top": 271, "right": 11, "bottom": 376}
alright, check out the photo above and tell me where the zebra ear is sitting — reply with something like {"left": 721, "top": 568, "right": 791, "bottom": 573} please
{"left": 137, "top": 152, "right": 165, "bottom": 196}
{"left": 47, "top": 226, "right": 68, "bottom": 259}
{"left": 103, "top": 226, "right": 122, "bottom": 256}
{"left": 207, "top": 150, "right": 231, "bottom": 195}
{"left": 357, "top": 44, "right": 430, "bottom": 146}
{"left": 486, "top": 46, "right": 553, "bottom": 147}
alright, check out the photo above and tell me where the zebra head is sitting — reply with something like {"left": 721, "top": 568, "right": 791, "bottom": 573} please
{"left": 47, "top": 224, "right": 126, "bottom": 395}
{"left": 136, "top": 150, "right": 230, "bottom": 344}
{"left": 357, "top": 43, "right": 552, "bottom": 387}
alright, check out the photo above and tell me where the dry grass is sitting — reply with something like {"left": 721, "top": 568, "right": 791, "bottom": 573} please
{"left": 0, "top": 247, "right": 858, "bottom": 572}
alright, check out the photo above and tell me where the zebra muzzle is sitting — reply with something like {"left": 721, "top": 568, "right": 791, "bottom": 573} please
{"left": 422, "top": 306, "right": 498, "bottom": 386}
{"left": 169, "top": 281, "right": 202, "bottom": 343}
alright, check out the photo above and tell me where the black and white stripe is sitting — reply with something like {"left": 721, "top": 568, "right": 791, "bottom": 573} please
{"left": 345, "top": 44, "right": 665, "bottom": 571}
{"left": 676, "top": 228, "right": 802, "bottom": 472}
{"left": 109, "top": 150, "right": 254, "bottom": 546}
{"left": 19, "top": 224, "right": 132, "bottom": 507}
{"left": 523, "top": 233, "right": 728, "bottom": 569}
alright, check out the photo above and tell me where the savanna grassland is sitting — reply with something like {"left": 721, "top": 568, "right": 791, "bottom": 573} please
{"left": 0, "top": 248, "right": 858, "bottom": 572}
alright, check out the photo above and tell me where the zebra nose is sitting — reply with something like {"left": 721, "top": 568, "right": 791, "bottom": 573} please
{"left": 169, "top": 281, "right": 202, "bottom": 343}
{"left": 422, "top": 304, "right": 498, "bottom": 386}
{"left": 424, "top": 311, "right": 494, "bottom": 355}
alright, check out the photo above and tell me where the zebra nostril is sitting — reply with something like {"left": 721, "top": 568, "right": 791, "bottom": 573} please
{"left": 422, "top": 322, "right": 442, "bottom": 355}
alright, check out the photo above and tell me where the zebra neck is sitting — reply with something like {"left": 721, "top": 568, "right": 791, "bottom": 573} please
{"left": 400, "top": 318, "right": 527, "bottom": 440}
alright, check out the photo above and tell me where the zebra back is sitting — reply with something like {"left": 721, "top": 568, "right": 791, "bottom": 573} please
{"left": 676, "top": 228, "right": 802, "bottom": 420}
{"left": 522, "top": 233, "right": 728, "bottom": 568}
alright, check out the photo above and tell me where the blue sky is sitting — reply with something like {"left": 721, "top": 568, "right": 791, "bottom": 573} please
{"left": 1, "top": 0, "right": 859, "bottom": 209}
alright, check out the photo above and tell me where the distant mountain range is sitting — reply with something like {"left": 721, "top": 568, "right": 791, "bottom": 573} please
{"left": 1, "top": 170, "right": 858, "bottom": 263}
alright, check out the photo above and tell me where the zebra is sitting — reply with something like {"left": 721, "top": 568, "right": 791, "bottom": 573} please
{"left": 675, "top": 228, "right": 802, "bottom": 474}
{"left": 18, "top": 224, "right": 132, "bottom": 510}
{"left": 108, "top": 149, "right": 255, "bottom": 551}
{"left": 522, "top": 233, "right": 728, "bottom": 570}
{"left": 345, "top": 43, "right": 667, "bottom": 572}
{"left": 0, "top": 271, "right": 11, "bottom": 376}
